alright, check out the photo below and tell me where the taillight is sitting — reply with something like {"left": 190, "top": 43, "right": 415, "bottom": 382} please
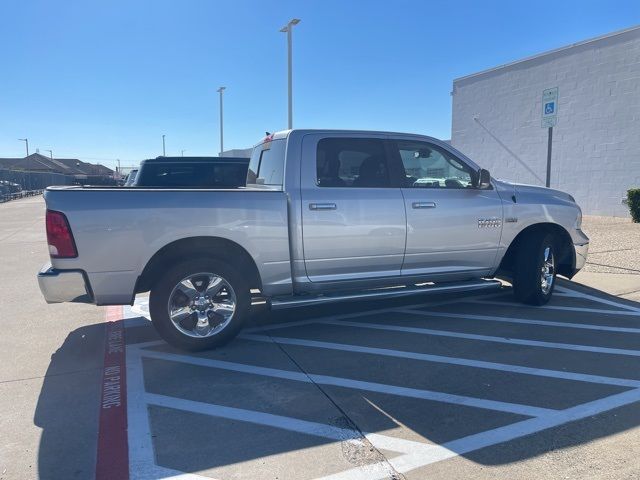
{"left": 46, "top": 210, "right": 78, "bottom": 258}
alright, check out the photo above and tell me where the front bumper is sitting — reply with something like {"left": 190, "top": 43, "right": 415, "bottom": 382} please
{"left": 37, "top": 263, "right": 93, "bottom": 304}
{"left": 574, "top": 242, "right": 589, "bottom": 272}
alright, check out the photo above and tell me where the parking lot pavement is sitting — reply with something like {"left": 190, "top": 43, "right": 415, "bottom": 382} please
{"left": 4, "top": 197, "right": 640, "bottom": 479}
{"left": 0, "top": 197, "right": 106, "bottom": 480}
{"left": 91, "top": 281, "right": 640, "bottom": 480}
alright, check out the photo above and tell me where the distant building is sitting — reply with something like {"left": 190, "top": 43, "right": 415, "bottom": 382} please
{"left": 0, "top": 158, "right": 21, "bottom": 170}
{"left": 0, "top": 153, "right": 116, "bottom": 187}
{"left": 221, "top": 148, "right": 252, "bottom": 158}
{"left": 9, "top": 153, "right": 84, "bottom": 175}
{"left": 451, "top": 25, "right": 640, "bottom": 216}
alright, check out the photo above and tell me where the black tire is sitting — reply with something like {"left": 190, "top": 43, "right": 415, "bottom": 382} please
{"left": 513, "top": 232, "right": 557, "bottom": 305}
{"left": 149, "top": 258, "right": 251, "bottom": 351}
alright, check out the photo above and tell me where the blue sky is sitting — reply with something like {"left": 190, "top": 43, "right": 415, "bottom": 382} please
{"left": 1, "top": 1, "right": 638, "bottom": 169}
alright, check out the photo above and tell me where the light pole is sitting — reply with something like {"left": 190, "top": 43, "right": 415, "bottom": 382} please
{"left": 162, "top": 134, "right": 166, "bottom": 156}
{"left": 181, "top": 149, "right": 186, "bottom": 157}
{"left": 279, "top": 18, "right": 300, "bottom": 130}
{"left": 18, "top": 138, "right": 29, "bottom": 156}
{"left": 45, "top": 149, "right": 53, "bottom": 160}
{"left": 217, "top": 87, "right": 226, "bottom": 156}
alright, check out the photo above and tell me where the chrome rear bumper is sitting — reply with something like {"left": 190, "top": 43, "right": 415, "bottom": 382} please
{"left": 37, "top": 263, "right": 93, "bottom": 304}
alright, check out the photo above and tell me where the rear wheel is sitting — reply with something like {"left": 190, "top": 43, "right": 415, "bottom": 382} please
{"left": 149, "top": 258, "right": 250, "bottom": 351}
{"left": 513, "top": 232, "right": 557, "bottom": 305}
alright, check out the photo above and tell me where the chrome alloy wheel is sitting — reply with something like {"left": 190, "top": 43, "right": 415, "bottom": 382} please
{"left": 167, "top": 272, "right": 237, "bottom": 338}
{"left": 540, "top": 247, "right": 555, "bottom": 295}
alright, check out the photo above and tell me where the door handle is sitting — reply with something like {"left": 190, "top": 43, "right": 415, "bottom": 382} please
{"left": 412, "top": 202, "right": 436, "bottom": 209}
{"left": 309, "top": 203, "right": 337, "bottom": 211}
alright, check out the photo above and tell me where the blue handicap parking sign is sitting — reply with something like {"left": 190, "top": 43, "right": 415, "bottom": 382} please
{"left": 544, "top": 102, "right": 555, "bottom": 115}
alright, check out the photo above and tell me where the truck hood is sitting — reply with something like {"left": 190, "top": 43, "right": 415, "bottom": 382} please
{"left": 493, "top": 179, "right": 576, "bottom": 204}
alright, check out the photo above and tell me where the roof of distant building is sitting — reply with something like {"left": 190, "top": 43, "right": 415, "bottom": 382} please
{"left": 454, "top": 24, "right": 640, "bottom": 83}
{"left": 0, "top": 153, "right": 115, "bottom": 176}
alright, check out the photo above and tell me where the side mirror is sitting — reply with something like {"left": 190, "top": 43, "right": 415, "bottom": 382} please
{"left": 476, "top": 169, "right": 491, "bottom": 189}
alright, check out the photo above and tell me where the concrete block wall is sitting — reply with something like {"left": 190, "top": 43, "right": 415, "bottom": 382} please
{"left": 451, "top": 27, "right": 640, "bottom": 216}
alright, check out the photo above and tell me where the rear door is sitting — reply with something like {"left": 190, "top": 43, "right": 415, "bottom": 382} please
{"left": 300, "top": 134, "right": 406, "bottom": 282}
{"left": 392, "top": 139, "right": 503, "bottom": 277}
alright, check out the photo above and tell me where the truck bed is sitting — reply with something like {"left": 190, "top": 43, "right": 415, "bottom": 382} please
{"left": 44, "top": 187, "right": 291, "bottom": 304}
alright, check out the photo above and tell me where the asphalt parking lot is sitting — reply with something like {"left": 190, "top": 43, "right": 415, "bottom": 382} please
{"left": 3, "top": 197, "right": 640, "bottom": 479}
{"left": 115, "top": 280, "right": 640, "bottom": 480}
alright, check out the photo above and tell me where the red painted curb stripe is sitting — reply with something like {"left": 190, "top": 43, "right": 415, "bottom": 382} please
{"left": 96, "top": 305, "right": 129, "bottom": 480}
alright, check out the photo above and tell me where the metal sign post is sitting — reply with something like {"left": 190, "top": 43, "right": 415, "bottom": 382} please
{"left": 541, "top": 87, "right": 558, "bottom": 187}
{"left": 545, "top": 126, "right": 553, "bottom": 188}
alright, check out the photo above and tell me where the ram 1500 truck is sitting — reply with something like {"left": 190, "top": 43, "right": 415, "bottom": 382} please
{"left": 38, "top": 129, "right": 589, "bottom": 350}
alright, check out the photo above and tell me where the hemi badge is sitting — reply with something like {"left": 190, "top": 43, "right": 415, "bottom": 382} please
{"left": 505, "top": 217, "right": 518, "bottom": 223}
{"left": 478, "top": 218, "right": 502, "bottom": 228}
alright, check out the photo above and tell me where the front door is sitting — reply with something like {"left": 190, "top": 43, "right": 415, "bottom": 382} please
{"left": 391, "top": 139, "right": 503, "bottom": 277}
{"left": 300, "top": 134, "right": 406, "bottom": 282}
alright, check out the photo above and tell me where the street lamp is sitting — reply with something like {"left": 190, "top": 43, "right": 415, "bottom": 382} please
{"left": 279, "top": 18, "right": 301, "bottom": 130}
{"left": 45, "top": 149, "right": 53, "bottom": 160}
{"left": 162, "top": 134, "right": 166, "bottom": 156}
{"left": 18, "top": 138, "right": 29, "bottom": 156}
{"left": 217, "top": 87, "right": 226, "bottom": 156}
{"left": 181, "top": 149, "right": 187, "bottom": 157}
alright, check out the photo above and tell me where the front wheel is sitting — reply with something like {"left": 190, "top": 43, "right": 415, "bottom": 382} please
{"left": 513, "top": 232, "right": 557, "bottom": 305}
{"left": 149, "top": 258, "right": 251, "bottom": 351}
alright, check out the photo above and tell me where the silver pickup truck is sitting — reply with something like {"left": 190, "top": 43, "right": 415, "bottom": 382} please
{"left": 38, "top": 129, "right": 589, "bottom": 350}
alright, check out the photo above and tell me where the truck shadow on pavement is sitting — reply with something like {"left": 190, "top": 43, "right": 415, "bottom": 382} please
{"left": 36, "top": 282, "right": 640, "bottom": 478}
{"left": 34, "top": 322, "right": 105, "bottom": 480}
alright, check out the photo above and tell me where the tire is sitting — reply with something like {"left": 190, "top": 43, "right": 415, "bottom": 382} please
{"left": 513, "top": 232, "right": 557, "bottom": 306}
{"left": 149, "top": 258, "right": 251, "bottom": 351}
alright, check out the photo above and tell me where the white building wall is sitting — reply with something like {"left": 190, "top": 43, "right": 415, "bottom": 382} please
{"left": 221, "top": 148, "right": 253, "bottom": 158}
{"left": 451, "top": 27, "right": 640, "bottom": 216}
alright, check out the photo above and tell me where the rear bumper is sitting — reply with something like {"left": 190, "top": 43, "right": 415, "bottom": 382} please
{"left": 37, "top": 263, "right": 94, "bottom": 304}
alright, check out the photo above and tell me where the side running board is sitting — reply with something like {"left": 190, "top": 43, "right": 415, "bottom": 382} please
{"left": 269, "top": 279, "right": 502, "bottom": 310}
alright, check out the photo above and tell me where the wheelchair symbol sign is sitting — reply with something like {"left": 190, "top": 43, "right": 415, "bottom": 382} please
{"left": 544, "top": 102, "right": 555, "bottom": 115}
{"left": 541, "top": 87, "right": 558, "bottom": 128}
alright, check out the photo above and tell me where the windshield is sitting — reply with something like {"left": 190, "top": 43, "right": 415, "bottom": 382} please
{"left": 124, "top": 169, "right": 138, "bottom": 186}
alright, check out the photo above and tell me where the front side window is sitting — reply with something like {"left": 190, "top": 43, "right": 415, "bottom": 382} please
{"left": 396, "top": 141, "right": 473, "bottom": 189}
{"left": 316, "top": 138, "right": 390, "bottom": 188}
{"left": 247, "top": 139, "right": 286, "bottom": 186}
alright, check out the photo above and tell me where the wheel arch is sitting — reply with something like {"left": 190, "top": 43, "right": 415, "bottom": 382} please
{"left": 498, "top": 222, "right": 575, "bottom": 279}
{"left": 135, "top": 236, "right": 262, "bottom": 294}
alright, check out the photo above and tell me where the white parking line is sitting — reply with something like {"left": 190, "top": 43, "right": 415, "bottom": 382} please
{"left": 146, "top": 392, "right": 364, "bottom": 441}
{"left": 126, "top": 345, "right": 209, "bottom": 480}
{"left": 407, "top": 386, "right": 640, "bottom": 474}
{"left": 315, "top": 319, "right": 640, "bottom": 357}
{"left": 556, "top": 284, "right": 640, "bottom": 313}
{"left": 553, "top": 291, "right": 581, "bottom": 298}
{"left": 239, "top": 333, "right": 640, "bottom": 388}
{"left": 396, "top": 308, "right": 640, "bottom": 334}
{"left": 144, "top": 393, "right": 400, "bottom": 480}
{"left": 136, "top": 347, "right": 554, "bottom": 417}
{"left": 475, "top": 299, "right": 640, "bottom": 316}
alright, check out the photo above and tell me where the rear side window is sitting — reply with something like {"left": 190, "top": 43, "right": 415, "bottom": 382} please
{"left": 135, "top": 162, "right": 248, "bottom": 188}
{"left": 247, "top": 139, "right": 286, "bottom": 186}
{"left": 316, "top": 138, "right": 390, "bottom": 188}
